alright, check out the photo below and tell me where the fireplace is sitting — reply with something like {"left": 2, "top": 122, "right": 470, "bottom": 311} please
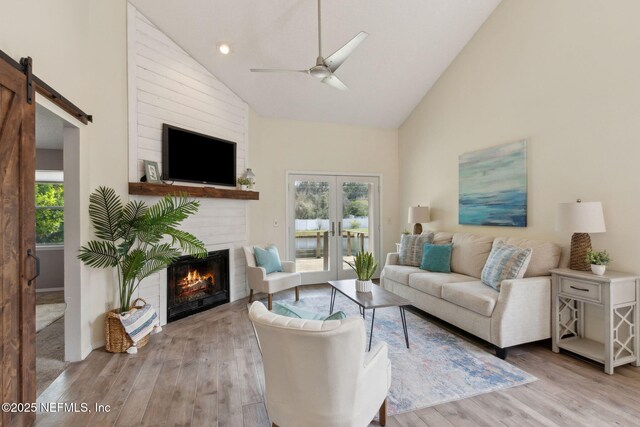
{"left": 167, "top": 249, "right": 230, "bottom": 322}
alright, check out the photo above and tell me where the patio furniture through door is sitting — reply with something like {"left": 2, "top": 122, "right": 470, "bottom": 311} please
{"left": 288, "top": 174, "right": 380, "bottom": 284}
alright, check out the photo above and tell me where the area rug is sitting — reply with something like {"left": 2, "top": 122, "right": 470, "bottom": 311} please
{"left": 36, "top": 303, "right": 66, "bottom": 332}
{"left": 257, "top": 293, "right": 536, "bottom": 415}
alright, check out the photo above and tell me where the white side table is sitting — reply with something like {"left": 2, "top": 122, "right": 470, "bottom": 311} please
{"left": 551, "top": 268, "right": 640, "bottom": 374}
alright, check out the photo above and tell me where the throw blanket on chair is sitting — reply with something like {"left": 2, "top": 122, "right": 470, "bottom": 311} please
{"left": 119, "top": 303, "right": 162, "bottom": 354}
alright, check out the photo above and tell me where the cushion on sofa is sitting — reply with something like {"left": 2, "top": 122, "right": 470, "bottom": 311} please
{"left": 399, "top": 232, "right": 434, "bottom": 266}
{"left": 494, "top": 237, "right": 561, "bottom": 277}
{"left": 442, "top": 281, "right": 499, "bottom": 317}
{"left": 481, "top": 242, "right": 532, "bottom": 290}
{"left": 420, "top": 243, "right": 453, "bottom": 273}
{"left": 408, "top": 272, "right": 478, "bottom": 298}
{"left": 432, "top": 231, "right": 454, "bottom": 245}
{"left": 383, "top": 265, "right": 422, "bottom": 284}
{"left": 450, "top": 233, "right": 494, "bottom": 278}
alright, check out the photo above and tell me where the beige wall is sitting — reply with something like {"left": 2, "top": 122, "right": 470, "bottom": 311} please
{"left": 1, "top": 0, "right": 128, "bottom": 358}
{"left": 249, "top": 110, "right": 400, "bottom": 263}
{"left": 399, "top": 0, "right": 640, "bottom": 273}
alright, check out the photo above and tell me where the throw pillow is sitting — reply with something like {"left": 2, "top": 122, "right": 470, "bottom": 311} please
{"left": 254, "top": 245, "right": 283, "bottom": 274}
{"left": 420, "top": 243, "right": 453, "bottom": 273}
{"left": 399, "top": 232, "right": 435, "bottom": 266}
{"left": 272, "top": 302, "right": 347, "bottom": 321}
{"left": 481, "top": 242, "right": 532, "bottom": 290}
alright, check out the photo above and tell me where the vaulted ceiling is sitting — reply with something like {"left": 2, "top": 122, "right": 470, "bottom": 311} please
{"left": 129, "top": 0, "right": 501, "bottom": 128}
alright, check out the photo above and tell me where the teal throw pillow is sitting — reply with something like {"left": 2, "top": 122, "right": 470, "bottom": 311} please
{"left": 254, "top": 245, "right": 283, "bottom": 274}
{"left": 272, "top": 302, "right": 347, "bottom": 321}
{"left": 481, "top": 242, "right": 532, "bottom": 290}
{"left": 420, "top": 243, "right": 453, "bottom": 273}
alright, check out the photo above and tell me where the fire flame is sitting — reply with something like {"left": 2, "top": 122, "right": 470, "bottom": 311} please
{"left": 178, "top": 269, "right": 214, "bottom": 289}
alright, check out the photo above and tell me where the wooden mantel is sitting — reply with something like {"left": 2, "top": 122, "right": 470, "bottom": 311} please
{"left": 128, "top": 182, "right": 259, "bottom": 200}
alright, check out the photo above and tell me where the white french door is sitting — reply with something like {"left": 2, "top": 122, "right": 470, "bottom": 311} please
{"left": 287, "top": 173, "right": 380, "bottom": 285}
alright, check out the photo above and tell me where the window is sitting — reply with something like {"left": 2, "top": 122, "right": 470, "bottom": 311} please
{"left": 35, "top": 170, "right": 64, "bottom": 246}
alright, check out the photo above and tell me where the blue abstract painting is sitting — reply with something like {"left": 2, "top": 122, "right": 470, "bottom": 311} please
{"left": 459, "top": 141, "right": 527, "bottom": 227}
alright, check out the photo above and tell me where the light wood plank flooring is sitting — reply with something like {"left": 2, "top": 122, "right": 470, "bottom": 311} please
{"left": 35, "top": 285, "right": 640, "bottom": 426}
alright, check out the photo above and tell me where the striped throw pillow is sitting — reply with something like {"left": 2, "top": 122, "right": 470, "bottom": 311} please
{"left": 399, "top": 232, "right": 435, "bottom": 266}
{"left": 481, "top": 242, "right": 532, "bottom": 290}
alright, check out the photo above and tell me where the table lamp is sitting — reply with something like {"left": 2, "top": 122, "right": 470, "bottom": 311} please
{"left": 556, "top": 199, "right": 606, "bottom": 271}
{"left": 408, "top": 205, "right": 430, "bottom": 235}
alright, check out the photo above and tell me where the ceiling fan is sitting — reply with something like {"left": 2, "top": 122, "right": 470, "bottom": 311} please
{"left": 250, "top": 0, "right": 368, "bottom": 91}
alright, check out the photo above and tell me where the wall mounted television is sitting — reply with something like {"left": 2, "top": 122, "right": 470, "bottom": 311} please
{"left": 162, "top": 124, "right": 237, "bottom": 187}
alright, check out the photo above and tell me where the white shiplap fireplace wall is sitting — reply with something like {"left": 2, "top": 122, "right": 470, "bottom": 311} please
{"left": 127, "top": 5, "right": 249, "bottom": 324}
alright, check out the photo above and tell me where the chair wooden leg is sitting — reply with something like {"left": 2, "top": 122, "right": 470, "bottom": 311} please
{"left": 379, "top": 398, "right": 387, "bottom": 426}
{"left": 295, "top": 286, "right": 300, "bottom": 301}
{"left": 268, "top": 294, "right": 273, "bottom": 311}
{"left": 248, "top": 289, "right": 254, "bottom": 303}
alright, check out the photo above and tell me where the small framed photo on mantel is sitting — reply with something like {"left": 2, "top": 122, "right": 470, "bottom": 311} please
{"left": 143, "top": 160, "right": 162, "bottom": 183}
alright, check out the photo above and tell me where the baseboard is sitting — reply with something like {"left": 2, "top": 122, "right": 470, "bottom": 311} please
{"left": 35, "top": 287, "right": 64, "bottom": 293}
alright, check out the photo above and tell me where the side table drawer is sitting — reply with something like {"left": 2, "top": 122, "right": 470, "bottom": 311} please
{"left": 559, "top": 278, "right": 602, "bottom": 303}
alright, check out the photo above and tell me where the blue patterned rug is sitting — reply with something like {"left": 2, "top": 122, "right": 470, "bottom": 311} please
{"left": 259, "top": 291, "right": 536, "bottom": 415}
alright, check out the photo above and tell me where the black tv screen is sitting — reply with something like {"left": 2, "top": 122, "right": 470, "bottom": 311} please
{"left": 162, "top": 124, "right": 236, "bottom": 186}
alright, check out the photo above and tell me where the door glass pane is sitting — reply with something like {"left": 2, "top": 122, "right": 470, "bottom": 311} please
{"left": 294, "top": 180, "right": 331, "bottom": 273}
{"left": 341, "top": 181, "right": 372, "bottom": 271}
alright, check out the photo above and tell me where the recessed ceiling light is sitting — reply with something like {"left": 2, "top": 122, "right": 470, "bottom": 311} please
{"left": 219, "top": 44, "right": 231, "bottom": 55}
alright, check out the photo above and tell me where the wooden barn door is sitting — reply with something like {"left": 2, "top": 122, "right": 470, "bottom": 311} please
{"left": 0, "top": 56, "right": 36, "bottom": 425}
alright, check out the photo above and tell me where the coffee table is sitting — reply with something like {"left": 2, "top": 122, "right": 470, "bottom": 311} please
{"left": 328, "top": 279, "right": 411, "bottom": 351}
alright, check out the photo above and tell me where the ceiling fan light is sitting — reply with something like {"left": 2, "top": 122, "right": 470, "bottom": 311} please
{"left": 309, "top": 66, "right": 331, "bottom": 79}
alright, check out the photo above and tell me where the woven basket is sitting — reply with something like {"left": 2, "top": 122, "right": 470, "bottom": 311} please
{"left": 104, "top": 298, "right": 151, "bottom": 353}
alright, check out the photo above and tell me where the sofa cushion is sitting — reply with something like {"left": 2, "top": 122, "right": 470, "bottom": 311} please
{"left": 494, "top": 237, "right": 561, "bottom": 277}
{"left": 450, "top": 233, "right": 494, "bottom": 278}
{"left": 254, "top": 245, "right": 283, "bottom": 274}
{"left": 399, "top": 232, "right": 434, "bottom": 266}
{"left": 481, "top": 242, "right": 532, "bottom": 290}
{"left": 432, "top": 232, "right": 454, "bottom": 245}
{"left": 383, "top": 265, "right": 422, "bottom": 284}
{"left": 408, "top": 272, "right": 478, "bottom": 298}
{"left": 442, "top": 281, "right": 499, "bottom": 317}
{"left": 420, "top": 243, "right": 453, "bottom": 273}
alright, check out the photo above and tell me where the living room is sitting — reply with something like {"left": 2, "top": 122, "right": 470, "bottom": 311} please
{"left": 1, "top": 0, "right": 639, "bottom": 426}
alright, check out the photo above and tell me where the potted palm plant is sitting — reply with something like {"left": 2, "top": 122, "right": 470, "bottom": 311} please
{"left": 345, "top": 251, "right": 379, "bottom": 293}
{"left": 585, "top": 249, "right": 611, "bottom": 276}
{"left": 78, "top": 187, "right": 207, "bottom": 352}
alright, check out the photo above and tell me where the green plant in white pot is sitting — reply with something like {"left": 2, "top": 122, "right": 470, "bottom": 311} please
{"left": 78, "top": 187, "right": 207, "bottom": 313}
{"left": 585, "top": 249, "right": 611, "bottom": 276}
{"left": 345, "top": 251, "right": 379, "bottom": 293}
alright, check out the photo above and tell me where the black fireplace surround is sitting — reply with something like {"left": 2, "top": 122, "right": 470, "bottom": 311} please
{"left": 167, "top": 249, "right": 230, "bottom": 322}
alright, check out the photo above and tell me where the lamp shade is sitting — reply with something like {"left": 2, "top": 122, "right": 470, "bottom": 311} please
{"left": 408, "top": 206, "right": 430, "bottom": 224}
{"left": 556, "top": 201, "right": 606, "bottom": 233}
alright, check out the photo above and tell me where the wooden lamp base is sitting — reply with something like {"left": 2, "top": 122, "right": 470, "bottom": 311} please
{"left": 569, "top": 232, "right": 592, "bottom": 271}
{"left": 412, "top": 223, "right": 423, "bottom": 235}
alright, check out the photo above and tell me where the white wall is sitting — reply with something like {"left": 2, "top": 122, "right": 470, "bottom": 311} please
{"left": 248, "top": 111, "right": 400, "bottom": 261}
{"left": 1, "top": 0, "right": 128, "bottom": 359}
{"left": 128, "top": 5, "right": 251, "bottom": 321}
{"left": 398, "top": 0, "right": 640, "bottom": 274}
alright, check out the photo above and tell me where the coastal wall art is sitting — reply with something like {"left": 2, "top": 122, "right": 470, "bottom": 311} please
{"left": 458, "top": 140, "right": 527, "bottom": 227}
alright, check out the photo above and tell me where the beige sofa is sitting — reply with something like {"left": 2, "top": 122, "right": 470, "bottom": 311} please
{"left": 381, "top": 232, "right": 561, "bottom": 358}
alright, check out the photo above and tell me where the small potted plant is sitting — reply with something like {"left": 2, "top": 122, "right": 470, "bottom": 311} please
{"left": 585, "top": 249, "right": 611, "bottom": 276}
{"left": 237, "top": 176, "right": 251, "bottom": 190}
{"left": 345, "top": 251, "right": 379, "bottom": 293}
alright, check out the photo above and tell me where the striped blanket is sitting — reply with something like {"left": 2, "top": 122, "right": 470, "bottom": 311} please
{"left": 119, "top": 303, "right": 161, "bottom": 354}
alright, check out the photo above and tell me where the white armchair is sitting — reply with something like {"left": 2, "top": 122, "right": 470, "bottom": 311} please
{"left": 248, "top": 301, "right": 391, "bottom": 427}
{"left": 243, "top": 245, "right": 302, "bottom": 310}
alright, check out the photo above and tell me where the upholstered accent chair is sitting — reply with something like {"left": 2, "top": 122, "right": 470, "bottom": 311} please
{"left": 243, "top": 245, "right": 302, "bottom": 310}
{"left": 248, "top": 301, "right": 391, "bottom": 427}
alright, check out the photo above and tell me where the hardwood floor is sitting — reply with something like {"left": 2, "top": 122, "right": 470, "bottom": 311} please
{"left": 35, "top": 285, "right": 640, "bottom": 426}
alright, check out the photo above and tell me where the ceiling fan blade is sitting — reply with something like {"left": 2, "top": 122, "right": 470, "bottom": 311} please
{"left": 321, "top": 74, "right": 348, "bottom": 91}
{"left": 250, "top": 68, "right": 309, "bottom": 74}
{"left": 325, "top": 31, "right": 368, "bottom": 73}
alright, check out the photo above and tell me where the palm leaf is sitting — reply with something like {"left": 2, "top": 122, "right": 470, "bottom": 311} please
{"left": 78, "top": 240, "right": 119, "bottom": 268}
{"left": 137, "top": 244, "right": 182, "bottom": 281}
{"left": 119, "top": 200, "right": 147, "bottom": 241}
{"left": 165, "top": 228, "right": 207, "bottom": 258}
{"left": 88, "top": 186, "right": 123, "bottom": 242}
{"left": 121, "top": 248, "right": 146, "bottom": 284}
